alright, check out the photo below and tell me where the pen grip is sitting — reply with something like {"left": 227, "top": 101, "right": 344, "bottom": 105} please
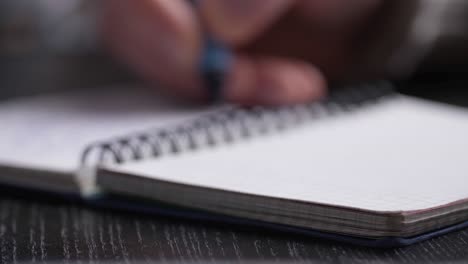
{"left": 189, "top": 0, "right": 232, "bottom": 102}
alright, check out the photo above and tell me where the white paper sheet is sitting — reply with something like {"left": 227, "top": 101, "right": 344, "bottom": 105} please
{"left": 113, "top": 96, "right": 468, "bottom": 212}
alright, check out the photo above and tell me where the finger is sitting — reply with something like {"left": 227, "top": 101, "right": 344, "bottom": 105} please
{"left": 240, "top": 11, "right": 354, "bottom": 80}
{"left": 101, "top": 0, "right": 204, "bottom": 100}
{"left": 200, "top": 0, "right": 295, "bottom": 46}
{"left": 224, "top": 56, "right": 327, "bottom": 106}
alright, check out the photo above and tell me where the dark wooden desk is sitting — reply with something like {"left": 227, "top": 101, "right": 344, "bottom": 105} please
{"left": 1, "top": 55, "right": 468, "bottom": 263}
{"left": 0, "top": 194, "right": 468, "bottom": 264}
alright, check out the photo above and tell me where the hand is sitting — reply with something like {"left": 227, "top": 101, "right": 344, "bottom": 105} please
{"left": 101, "top": 0, "right": 384, "bottom": 106}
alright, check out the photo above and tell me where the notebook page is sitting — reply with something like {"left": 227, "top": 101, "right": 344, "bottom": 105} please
{"left": 112, "top": 96, "right": 468, "bottom": 212}
{"left": 0, "top": 86, "right": 214, "bottom": 173}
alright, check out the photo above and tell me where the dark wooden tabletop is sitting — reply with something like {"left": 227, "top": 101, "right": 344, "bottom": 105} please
{"left": 1, "top": 194, "right": 468, "bottom": 264}
{"left": 1, "top": 55, "right": 468, "bottom": 264}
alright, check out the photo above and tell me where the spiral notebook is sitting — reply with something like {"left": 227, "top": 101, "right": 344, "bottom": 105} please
{"left": 1, "top": 82, "right": 468, "bottom": 247}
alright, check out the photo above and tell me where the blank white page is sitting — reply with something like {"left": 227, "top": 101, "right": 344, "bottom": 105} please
{"left": 0, "top": 86, "right": 214, "bottom": 173}
{"left": 113, "top": 96, "right": 468, "bottom": 212}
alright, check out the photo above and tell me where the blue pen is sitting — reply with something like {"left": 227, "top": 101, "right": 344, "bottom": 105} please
{"left": 190, "top": 0, "right": 232, "bottom": 102}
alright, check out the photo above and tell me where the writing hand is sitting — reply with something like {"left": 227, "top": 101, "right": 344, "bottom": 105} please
{"left": 102, "top": 0, "right": 384, "bottom": 105}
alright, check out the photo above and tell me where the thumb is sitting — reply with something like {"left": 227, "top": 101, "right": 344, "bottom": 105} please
{"left": 101, "top": 0, "right": 205, "bottom": 100}
{"left": 200, "top": 0, "right": 295, "bottom": 47}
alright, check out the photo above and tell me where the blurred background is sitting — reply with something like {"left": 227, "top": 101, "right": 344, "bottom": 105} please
{"left": 1, "top": 0, "right": 467, "bottom": 105}
{"left": 0, "top": 0, "right": 134, "bottom": 101}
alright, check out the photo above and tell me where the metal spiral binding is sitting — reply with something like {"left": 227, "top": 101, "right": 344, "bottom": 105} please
{"left": 80, "top": 81, "right": 396, "bottom": 167}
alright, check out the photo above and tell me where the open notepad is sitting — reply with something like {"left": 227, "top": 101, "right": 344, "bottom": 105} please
{"left": 1, "top": 82, "right": 468, "bottom": 243}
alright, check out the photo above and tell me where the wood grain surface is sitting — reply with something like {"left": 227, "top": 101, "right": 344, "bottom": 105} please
{"left": 0, "top": 195, "right": 467, "bottom": 264}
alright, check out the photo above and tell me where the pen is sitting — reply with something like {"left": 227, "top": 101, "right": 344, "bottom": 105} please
{"left": 190, "top": 0, "right": 232, "bottom": 102}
